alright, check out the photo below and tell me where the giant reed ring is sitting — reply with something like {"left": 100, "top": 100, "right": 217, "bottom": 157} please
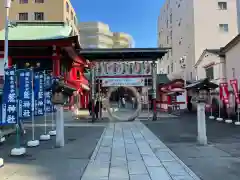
{"left": 105, "top": 86, "right": 142, "bottom": 121}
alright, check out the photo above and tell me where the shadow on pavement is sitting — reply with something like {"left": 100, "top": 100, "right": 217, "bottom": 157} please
{"left": 0, "top": 126, "right": 105, "bottom": 180}
{"left": 143, "top": 113, "right": 240, "bottom": 180}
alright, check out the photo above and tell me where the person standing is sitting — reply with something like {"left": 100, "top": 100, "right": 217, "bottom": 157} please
{"left": 88, "top": 101, "right": 92, "bottom": 115}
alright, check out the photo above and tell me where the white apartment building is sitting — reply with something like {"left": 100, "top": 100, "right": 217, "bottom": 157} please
{"left": 79, "top": 22, "right": 133, "bottom": 48}
{"left": 157, "top": 0, "right": 238, "bottom": 81}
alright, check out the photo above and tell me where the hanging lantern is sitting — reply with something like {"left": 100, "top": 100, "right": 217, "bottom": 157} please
{"left": 25, "top": 62, "right": 30, "bottom": 67}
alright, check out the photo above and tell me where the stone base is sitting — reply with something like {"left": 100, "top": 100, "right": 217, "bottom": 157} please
{"left": 225, "top": 119, "right": 233, "bottom": 123}
{"left": 40, "top": 134, "right": 51, "bottom": 141}
{"left": 209, "top": 116, "right": 215, "bottom": 119}
{"left": 216, "top": 117, "right": 223, "bottom": 121}
{"left": 10, "top": 147, "right": 26, "bottom": 156}
{"left": 0, "top": 158, "right": 3, "bottom": 168}
{"left": 235, "top": 121, "right": 240, "bottom": 125}
{"left": 0, "top": 136, "right": 6, "bottom": 143}
{"left": 27, "top": 140, "right": 40, "bottom": 147}
{"left": 49, "top": 130, "right": 56, "bottom": 136}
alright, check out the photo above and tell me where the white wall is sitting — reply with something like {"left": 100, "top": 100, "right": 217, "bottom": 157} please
{"left": 225, "top": 40, "right": 240, "bottom": 81}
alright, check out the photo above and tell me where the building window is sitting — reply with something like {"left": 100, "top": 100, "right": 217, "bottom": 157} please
{"left": 218, "top": 2, "right": 227, "bottom": 10}
{"left": 66, "top": 2, "right": 69, "bottom": 12}
{"left": 18, "top": 13, "right": 28, "bottom": 20}
{"left": 205, "top": 66, "right": 214, "bottom": 80}
{"left": 19, "top": 0, "right": 28, "bottom": 4}
{"left": 35, "top": 0, "right": 44, "bottom": 3}
{"left": 170, "top": 13, "right": 172, "bottom": 24}
{"left": 171, "top": 63, "right": 173, "bottom": 72}
{"left": 178, "top": 18, "right": 181, "bottom": 26}
{"left": 166, "top": 36, "right": 169, "bottom": 44}
{"left": 34, "top": 12, "right": 44, "bottom": 20}
{"left": 170, "top": 30, "right": 172, "bottom": 40}
{"left": 219, "top": 24, "right": 228, "bottom": 32}
{"left": 167, "top": 65, "right": 170, "bottom": 74}
{"left": 71, "top": 11, "right": 73, "bottom": 20}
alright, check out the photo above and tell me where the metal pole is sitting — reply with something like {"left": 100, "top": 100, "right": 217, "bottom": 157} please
{"left": 31, "top": 68, "right": 35, "bottom": 140}
{"left": 216, "top": 62, "right": 223, "bottom": 121}
{"left": 147, "top": 77, "right": 150, "bottom": 120}
{"left": 1, "top": 0, "right": 11, "bottom": 165}
{"left": 3, "top": 1, "right": 10, "bottom": 73}
{"left": 152, "top": 61, "right": 157, "bottom": 121}
{"left": 91, "top": 66, "right": 95, "bottom": 122}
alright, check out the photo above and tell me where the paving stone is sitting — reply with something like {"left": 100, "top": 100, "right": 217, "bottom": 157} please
{"left": 147, "top": 166, "right": 172, "bottom": 180}
{"left": 81, "top": 176, "right": 108, "bottom": 180}
{"left": 162, "top": 161, "right": 190, "bottom": 176}
{"left": 172, "top": 175, "right": 194, "bottom": 180}
{"left": 155, "top": 151, "right": 176, "bottom": 162}
{"left": 126, "top": 153, "right": 142, "bottom": 161}
{"left": 111, "top": 157, "right": 127, "bottom": 167}
{"left": 142, "top": 155, "right": 162, "bottom": 167}
{"left": 130, "top": 174, "right": 151, "bottom": 180}
{"left": 128, "top": 161, "right": 148, "bottom": 175}
{"left": 109, "top": 166, "right": 129, "bottom": 179}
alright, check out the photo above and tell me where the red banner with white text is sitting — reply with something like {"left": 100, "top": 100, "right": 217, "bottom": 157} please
{"left": 230, "top": 79, "right": 240, "bottom": 104}
{"left": 219, "top": 82, "right": 230, "bottom": 105}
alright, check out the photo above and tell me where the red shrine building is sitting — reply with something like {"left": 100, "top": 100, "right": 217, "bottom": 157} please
{"left": 0, "top": 22, "right": 90, "bottom": 109}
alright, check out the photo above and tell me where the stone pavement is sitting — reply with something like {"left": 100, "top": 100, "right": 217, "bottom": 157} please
{"left": 143, "top": 113, "right": 240, "bottom": 180}
{"left": 0, "top": 125, "right": 105, "bottom": 180}
{"left": 81, "top": 121, "right": 200, "bottom": 180}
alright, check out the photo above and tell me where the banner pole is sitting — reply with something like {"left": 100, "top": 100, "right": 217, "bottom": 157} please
{"left": 27, "top": 68, "right": 39, "bottom": 147}
{"left": 235, "top": 76, "right": 240, "bottom": 125}
{"left": 40, "top": 71, "right": 50, "bottom": 140}
{"left": 10, "top": 66, "right": 26, "bottom": 156}
{"left": 216, "top": 64, "right": 223, "bottom": 121}
{"left": 209, "top": 88, "right": 215, "bottom": 119}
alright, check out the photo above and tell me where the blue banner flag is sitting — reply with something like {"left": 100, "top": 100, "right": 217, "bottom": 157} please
{"left": 18, "top": 69, "right": 33, "bottom": 119}
{"left": 1, "top": 68, "right": 17, "bottom": 124}
{"left": 34, "top": 72, "right": 44, "bottom": 116}
{"left": 45, "top": 73, "right": 53, "bottom": 113}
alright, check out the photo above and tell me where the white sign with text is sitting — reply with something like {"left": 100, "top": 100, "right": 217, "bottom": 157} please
{"left": 102, "top": 78, "right": 145, "bottom": 87}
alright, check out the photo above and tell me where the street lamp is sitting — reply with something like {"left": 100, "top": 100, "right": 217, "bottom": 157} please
{"left": 0, "top": 0, "right": 12, "bottom": 168}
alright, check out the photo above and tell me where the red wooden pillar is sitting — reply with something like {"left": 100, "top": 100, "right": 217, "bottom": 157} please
{"left": 8, "top": 56, "right": 12, "bottom": 67}
{"left": 52, "top": 45, "right": 60, "bottom": 76}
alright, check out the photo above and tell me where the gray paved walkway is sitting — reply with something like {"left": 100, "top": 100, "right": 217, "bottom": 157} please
{"left": 81, "top": 122, "right": 200, "bottom": 180}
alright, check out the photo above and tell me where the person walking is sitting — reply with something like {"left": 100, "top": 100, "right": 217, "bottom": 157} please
{"left": 88, "top": 101, "right": 92, "bottom": 115}
{"left": 95, "top": 100, "right": 100, "bottom": 119}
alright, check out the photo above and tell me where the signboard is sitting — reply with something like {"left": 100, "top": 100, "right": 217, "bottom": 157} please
{"left": 102, "top": 78, "right": 145, "bottom": 87}
{"left": 96, "top": 62, "right": 151, "bottom": 77}
{"left": 220, "top": 82, "right": 230, "bottom": 105}
{"left": 1, "top": 68, "right": 17, "bottom": 124}
{"left": 44, "top": 74, "right": 53, "bottom": 113}
{"left": 18, "top": 69, "right": 33, "bottom": 119}
{"left": 230, "top": 79, "right": 240, "bottom": 104}
{"left": 34, "top": 72, "right": 44, "bottom": 116}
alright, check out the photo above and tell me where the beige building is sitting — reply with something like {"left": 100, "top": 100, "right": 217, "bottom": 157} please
{"left": 193, "top": 34, "right": 240, "bottom": 114}
{"left": 157, "top": 0, "right": 238, "bottom": 81}
{"left": 0, "top": 0, "right": 79, "bottom": 35}
{"left": 79, "top": 22, "right": 133, "bottom": 48}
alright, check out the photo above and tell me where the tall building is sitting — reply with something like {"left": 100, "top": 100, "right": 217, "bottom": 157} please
{"left": 0, "top": 0, "right": 79, "bottom": 35}
{"left": 157, "top": 0, "right": 238, "bottom": 80}
{"left": 79, "top": 22, "right": 133, "bottom": 48}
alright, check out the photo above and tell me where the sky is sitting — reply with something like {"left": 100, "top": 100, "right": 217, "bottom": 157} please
{"left": 71, "top": 0, "right": 165, "bottom": 48}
